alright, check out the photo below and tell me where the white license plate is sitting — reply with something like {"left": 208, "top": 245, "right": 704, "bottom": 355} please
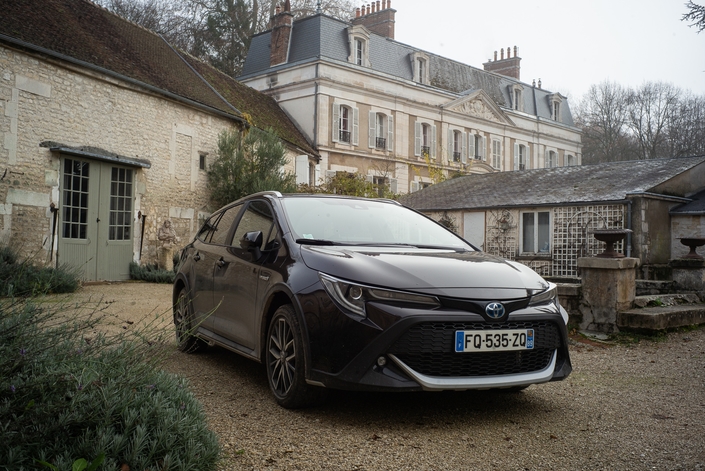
{"left": 455, "top": 329, "right": 534, "bottom": 352}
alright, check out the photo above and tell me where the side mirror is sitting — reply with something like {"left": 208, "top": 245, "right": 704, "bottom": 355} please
{"left": 240, "top": 231, "right": 263, "bottom": 260}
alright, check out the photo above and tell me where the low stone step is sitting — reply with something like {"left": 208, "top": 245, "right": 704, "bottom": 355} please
{"left": 633, "top": 293, "right": 701, "bottom": 308}
{"left": 635, "top": 279, "right": 675, "bottom": 296}
{"left": 618, "top": 304, "right": 705, "bottom": 331}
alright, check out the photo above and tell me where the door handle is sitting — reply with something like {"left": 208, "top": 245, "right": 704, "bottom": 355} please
{"left": 259, "top": 271, "right": 271, "bottom": 281}
{"left": 193, "top": 253, "right": 201, "bottom": 261}
{"left": 216, "top": 258, "right": 226, "bottom": 268}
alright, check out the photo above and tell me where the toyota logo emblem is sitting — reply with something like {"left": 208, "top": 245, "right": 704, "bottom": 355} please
{"left": 485, "top": 302, "right": 505, "bottom": 319}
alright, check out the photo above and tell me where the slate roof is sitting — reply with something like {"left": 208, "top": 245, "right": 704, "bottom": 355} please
{"left": 671, "top": 189, "right": 705, "bottom": 215}
{"left": 400, "top": 156, "right": 705, "bottom": 211}
{"left": 0, "top": 0, "right": 316, "bottom": 156}
{"left": 240, "top": 14, "right": 574, "bottom": 125}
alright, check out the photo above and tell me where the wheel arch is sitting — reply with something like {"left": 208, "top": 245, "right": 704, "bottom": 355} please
{"left": 259, "top": 287, "right": 312, "bottom": 372}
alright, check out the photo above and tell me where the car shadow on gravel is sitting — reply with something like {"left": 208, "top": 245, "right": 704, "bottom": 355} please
{"left": 168, "top": 345, "right": 559, "bottom": 427}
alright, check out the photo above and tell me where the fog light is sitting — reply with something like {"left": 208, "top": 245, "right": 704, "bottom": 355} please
{"left": 377, "top": 356, "right": 387, "bottom": 367}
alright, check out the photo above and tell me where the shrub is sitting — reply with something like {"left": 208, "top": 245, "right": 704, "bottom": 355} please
{"left": 129, "top": 262, "right": 175, "bottom": 284}
{"left": 0, "top": 297, "right": 220, "bottom": 470}
{"left": 0, "top": 246, "right": 80, "bottom": 297}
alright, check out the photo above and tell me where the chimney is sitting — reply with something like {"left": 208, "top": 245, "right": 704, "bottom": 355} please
{"left": 482, "top": 45, "right": 521, "bottom": 80}
{"left": 270, "top": 1, "right": 293, "bottom": 67}
{"left": 352, "top": 0, "right": 396, "bottom": 39}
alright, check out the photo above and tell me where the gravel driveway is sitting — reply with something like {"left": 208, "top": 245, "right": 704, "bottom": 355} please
{"left": 71, "top": 282, "right": 705, "bottom": 470}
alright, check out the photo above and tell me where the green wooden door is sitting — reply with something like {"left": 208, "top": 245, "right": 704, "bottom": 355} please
{"left": 58, "top": 157, "right": 134, "bottom": 281}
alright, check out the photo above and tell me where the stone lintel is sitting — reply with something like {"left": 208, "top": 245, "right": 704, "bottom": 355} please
{"left": 577, "top": 257, "right": 640, "bottom": 270}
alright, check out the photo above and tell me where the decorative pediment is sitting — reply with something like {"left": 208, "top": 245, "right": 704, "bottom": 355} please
{"left": 442, "top": 90, "right": 514, "bottom": 126}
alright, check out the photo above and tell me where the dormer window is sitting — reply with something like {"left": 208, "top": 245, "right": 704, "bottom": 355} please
{"left": 549, "top": 93, "right": 563, "bottom": 121}
{"left": 347, "top": 25, "right": 370, "bottom": 67}
{"left": 510, "top": 84, "right": 524, "bottom": 111}
{"left": 412, "top": 51, "right": 430, "bottom": 84}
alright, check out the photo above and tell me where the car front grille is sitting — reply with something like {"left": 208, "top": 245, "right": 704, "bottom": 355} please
{"left": 389, "top": 321, "right": 561, "bottom": 377}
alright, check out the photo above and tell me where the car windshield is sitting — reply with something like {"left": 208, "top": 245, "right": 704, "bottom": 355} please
{"left": 281, "top": 197, "right": 473, "bottom": 250}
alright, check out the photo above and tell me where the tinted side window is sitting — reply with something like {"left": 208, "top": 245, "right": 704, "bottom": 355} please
{"left": 232, "top": 201, "right": 274, "bottom": 250}
{"left": 209, "top": 204, "right": 243, "bottom": 245}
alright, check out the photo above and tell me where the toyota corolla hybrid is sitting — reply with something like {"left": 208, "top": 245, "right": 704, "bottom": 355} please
{"left": 173, "top": 192, "right": 572, "bottom": 408}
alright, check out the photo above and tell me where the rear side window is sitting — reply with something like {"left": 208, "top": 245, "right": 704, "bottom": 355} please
{"left": 199, "top": 204, "right": 243, "bottom": 245}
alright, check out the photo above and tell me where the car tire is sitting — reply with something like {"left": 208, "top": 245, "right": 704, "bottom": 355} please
{"left": 174, "top": 287, "right": 203, "bottom": 353}
{"left": 266, "top": 304, "right": 326, "bottom": 409}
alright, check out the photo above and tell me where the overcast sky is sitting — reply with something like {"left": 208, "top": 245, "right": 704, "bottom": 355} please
{"left": 386, "top": 0, "right": 705, "bottom": 103}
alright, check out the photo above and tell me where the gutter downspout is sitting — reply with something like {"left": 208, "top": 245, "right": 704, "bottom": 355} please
{"left": 626, "top": 199, "right": 632, "bottom": 257}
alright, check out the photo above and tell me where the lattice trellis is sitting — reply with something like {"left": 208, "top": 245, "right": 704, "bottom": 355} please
{"left": 485, "top": 209, "right": 517, "bottom": 260}
{"left": 552, "top": 204, "right": 626, "bottom": 277}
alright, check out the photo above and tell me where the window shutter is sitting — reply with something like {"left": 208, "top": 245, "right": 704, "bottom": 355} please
{"left": 447, "top": 128, "right": 453, "bottom": 161}
{"left": 368, "top": 111, "right": 376, "bottom": 148}
{"left": 468, "top": 133, "right": 475, "bottom": 159}
{"left": 390, "top": 178, "right": 397, "bottom": 193}
{"left": 295, "top": 155, "right": 309, "bottom": 185}
{"left": 461, "top": 131, "right": 467, "bottom": 163}
{"left": 387, "top": 115, "right": 394, "bottom": 151}
{"left": 352, "top": 107, "right": 359, "bottom": 146}
{"left": 431, "top": 125, "right": 437, "bottom": 159}
{"left": 481, "top": 136, "right": 487, "bottom": 160}
{"left": 315, "top": 164, "right": 321, "bottom": 186}
{"left": 544, "top": 149, "right": 549, "bottom": 168}
{"left": 325, "top": 170, "right": 337, "bottom": 182}
{"left": 514, "top": 143, "right": 519, "bottom": 170}
{"left": 410, "top": 181, "right": 419, "bottom": 193}
{"left": 365, "top": 175, "right": 374, "bottom": 183}
{"left": 414, "top": 121, "right": 421, "bottom": 156}
{"left": 332, "top": 105, "right": 340, "bottom": 143}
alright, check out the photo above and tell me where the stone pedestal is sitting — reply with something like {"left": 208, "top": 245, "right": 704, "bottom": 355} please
{"left": 159, "top": 245, "right": 174, "bottom": 271}
{"left": 670, "top": 259, "right": 705, "bottom": 293}
{"left": 577, "top": 257, "right": 640, "bottom": 333}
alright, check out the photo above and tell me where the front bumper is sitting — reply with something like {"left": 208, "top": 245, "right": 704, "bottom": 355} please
{"left": 300, "top": 289, "right": 572, "bottom": 392}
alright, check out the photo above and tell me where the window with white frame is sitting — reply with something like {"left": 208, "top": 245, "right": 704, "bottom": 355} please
{"left": 347, "top": 25, "right": 370, "bottom": 67}
{"left": 447, "top": 129, "right": 465, "bottom": 162}
{"left": 332, "top": 103, "right": 359, "bottom": 145}
{"left": 545, "top": 150, "right": 557, "bottom": 168}
{"left": 566, "top": 154, "right": 576, "bottom": 166}
{"left": 549, "top": 93, "right": 563, "bottom": 122}
{"left": 410, "top": 180, "right": 433, "bottom": 193}
{"left": 514, "top": 143, "right": 528, "bottom": 170}
{"left": 491, "top": 138, "right": 502, "bottom": 169}
{"left": 414, "top": 121, "right": 436, "bottom": 159}
{"left": 510, "top": 84, "right": 524, "bottom": 111}
{"left": 412, "top": 51, "right": 430, "bottom": 84}
{"left": 468, "top": 133, "right": 486, "bottom": 160}
{"left": 521, "top": 211, "right": 551, "bottom": 254}
{"left": 368, "top": 111, "right": 393, "bottom": 151}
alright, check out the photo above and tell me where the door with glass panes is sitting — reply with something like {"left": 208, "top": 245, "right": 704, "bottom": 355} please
{"left": 58, "top": 157, "right": 134, "bottom": 280}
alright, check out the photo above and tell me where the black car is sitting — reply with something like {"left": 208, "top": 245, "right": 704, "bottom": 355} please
{"left": 173, "top": 192, "right": 572, "bottom": 408}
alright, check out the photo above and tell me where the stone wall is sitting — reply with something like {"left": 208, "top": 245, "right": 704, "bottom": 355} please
{"left": 0, "top": 44, "right": 298, "bottom": 267}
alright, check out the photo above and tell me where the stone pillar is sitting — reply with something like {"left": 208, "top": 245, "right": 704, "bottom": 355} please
{"left": 670, "top": 259, "right": 705, "bottom": 293}
{"left": 577, "top": 257, "right": 639, "bottom": 333}
{"left": 159, "top": 246, "right": 174, "bottom": 271}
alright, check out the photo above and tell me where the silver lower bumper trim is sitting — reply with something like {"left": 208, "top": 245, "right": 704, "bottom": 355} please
{"left": 388, "top": 350, "right": 558, "bottom": 391}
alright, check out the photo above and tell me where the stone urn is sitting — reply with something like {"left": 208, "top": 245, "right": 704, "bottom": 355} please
{"left": 592, "top": 228, "right": 632, "bottom": 258}
{"left": 678, "top": 237, "right": 705, "bottom": 260}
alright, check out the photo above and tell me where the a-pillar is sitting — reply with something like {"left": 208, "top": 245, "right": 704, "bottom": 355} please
{"left": 577, "top": 257, "right": 640, "bottom": 332}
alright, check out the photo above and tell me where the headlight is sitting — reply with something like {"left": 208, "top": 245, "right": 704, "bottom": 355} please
{"left": 319, "top": 273, "right": 440, "bottom": 318}
{"left": 528, "top": 283, "right": 558, "bottom": 307}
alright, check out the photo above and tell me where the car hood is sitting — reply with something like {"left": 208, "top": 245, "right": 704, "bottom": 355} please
{"left": 299, "top": 245, "right": 549, "bottom": 300}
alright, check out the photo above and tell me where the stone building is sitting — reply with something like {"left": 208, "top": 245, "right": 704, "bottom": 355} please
{"left": 0, "top": 0, "right": 316, "bottom": 280}
{"left": 401, "top": 156, "right": 705, "bottom": 279}
{"left": 238, "top": 1, "right": 582, "bottom": 194}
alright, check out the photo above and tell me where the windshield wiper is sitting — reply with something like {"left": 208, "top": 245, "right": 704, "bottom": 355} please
{"left": 349, "top": 242, "right": 471, "bottom": 252}
{"left": 295, "top": 238, "right": 337, "bottom": 245}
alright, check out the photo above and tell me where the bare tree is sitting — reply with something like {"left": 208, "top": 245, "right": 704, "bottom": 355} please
{"left": 575, "top": 82, "right": 634, "bottom": 164}
{"left": 683, "top": 1, "right": 705, "bottom": 33}
{"left": 666, "top": 93, "right": 705, "bottom": 157}
{"left": 626, "top": 82, "right": 681, "bottom": 160}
